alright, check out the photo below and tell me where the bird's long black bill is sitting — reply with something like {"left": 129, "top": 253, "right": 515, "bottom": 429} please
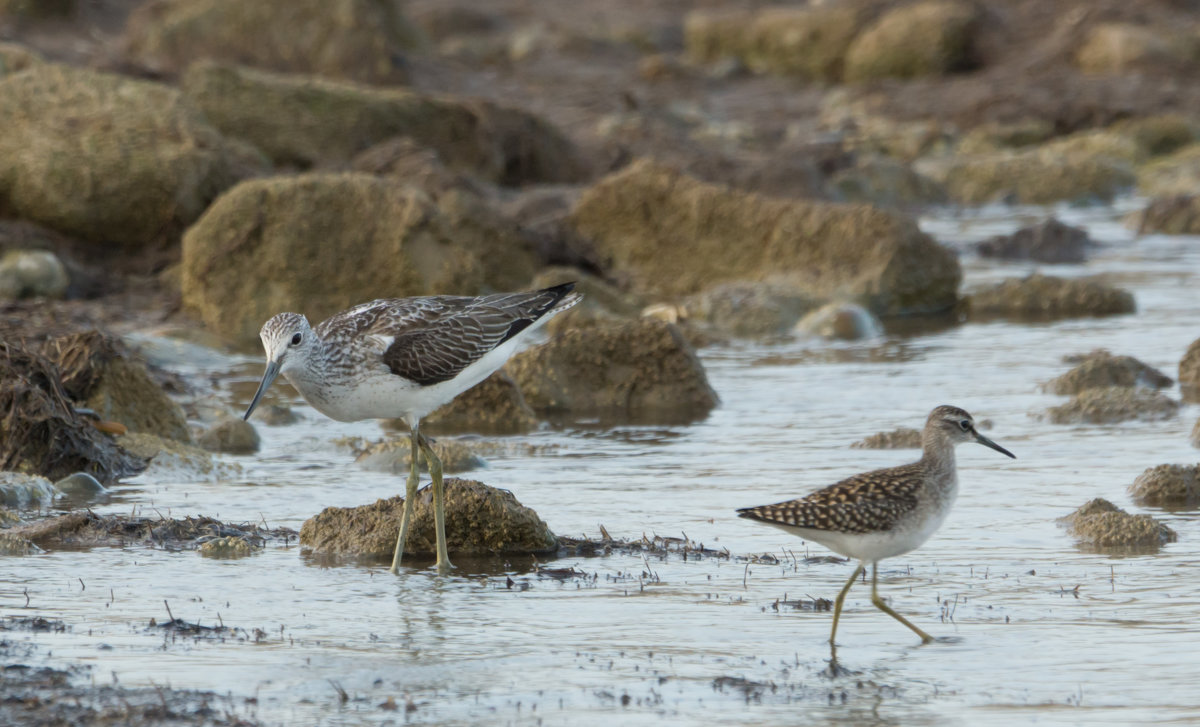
{"left": 975, "top": 432, "right": 1016, "bottom": 459}
{"left": 244, "top": 360, "right": 280, "bottom": 421}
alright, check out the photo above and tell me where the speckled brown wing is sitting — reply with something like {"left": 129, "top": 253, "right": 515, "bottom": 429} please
{"left": 737, "top": 463, "right": 924, "bottom": 534}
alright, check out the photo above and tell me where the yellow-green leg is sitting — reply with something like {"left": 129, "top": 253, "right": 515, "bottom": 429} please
{"left": 418, "top": 433, "right": 453, "bottom": 574}
{"left": 389, "top": 429, "right": 421, "bottom": 574}
{"left": 829, "top": 562, "right": 865, "bottom": 645}
{"left": 870, "top": 564, "right": 933, "bottom": 644}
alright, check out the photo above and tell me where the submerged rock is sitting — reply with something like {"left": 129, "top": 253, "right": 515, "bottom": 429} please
{"left": 196, "top": 416, "right": 260, "bottom": 455}
{"left": 0, "top": 532, "right": 39, "bottom": 555}
{"left": 0, "top": 250, "right": 69, "bottom": 300}
{"left": 850, "top": 427, "right": 922, "bottom": 450}
{"left": 52, "top": 472, "right": 108, "bottom": 500}
{"left": 504, "top": 319, "right": 719, "bottom": 424}
{"left": 198, "top": 535, "right": 255, "bottom": 558}
{"left": 1193, "top": 419, "right": 1200, "bottom": 449}
{"left": 1046, "top": 387, "right": 1179, "bottom": 425}
{"left": 1044, "top": 350, "right": 1173, "bottom": 396}
{"left": 300, "top": 478, "right": 557, "bottom": 558}
{"left": 1129, "top": 464, "right": 1200, "bottom": 508}
{"left": 968, "top": 274, "right": 1135, "bottom": 320}
{"left": 349, "top": 436, "right": 485, "bottom": 474}
{"left": 974, "top": 219, "right": 1093, "bottom": 264}
{"left": 253, "top": 404, "right": 299, "bottom": 426}
{"left": 117, "top": 432, "right": 238, "bottom": 481}
{"left": 795, "top": 302, "right": 883, "bottom": 341}
{"left": 418, "top": 372, "right": 539, "bottom": 434}
{"left": 1060, "top": 498, "right": 1176, "bottom": 548}
{"left": 827, "top": 155, "right": 948, "bottom": 207}
{"left": 843, "top": 0, "right": 978, "bottom": 83}
{"left": 0, "top": 472, "right": 55, "bottom": 508}
{"left": 4, "top": 510, "right": 291, "bottom": 550}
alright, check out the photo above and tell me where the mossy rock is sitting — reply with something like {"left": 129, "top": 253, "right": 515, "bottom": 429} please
{"left": 843, "top": 1, "right": 978, "bottom": 83}
{"left": 968, "top": 274, "right": 1135, "bottom": 321}
{"left": 1129, "top": 464, "right": 1200, "bottom": 508}
{"left": 925, "top": 149, "right": 1135, "bottom": 205}
{"left": 1044, "top": 350, "right": 1172, "bottom": 396}
{"left": 299, "top": 478, "right": 557, "bottom": 558}
{"left": 1046, "top": 387, "right": 1178, "bottom": 425}
{"left": 683, "top": 282, "right": 820, "bottom": 337}
{"left": 417, "top": 372, "right": 539, "bottom": 435}
{"left": 828, "top": 155, "right": 948, "bottom": 207}
{"left": 196, "top": 416, "right": 260, "bottom": 455}
{"left": 1074, "top": 23, "right": 1198, "bottom": 75}
{"left": 1113, "top": 115, "right": 1198, "bottom": 159}
{"left": 956, "top": 120, "right": 1056, "bottom": 155}
{"left": 121, "top": 0, "right": 422, "bottom": 84}
{"left": 1060, "top": 498, "right": 1176, "bottom": 548}
{"left": 1137, "top": 145, "right": 1200, "bottom": 199}
{"left": 0, "top": 64, "right": 255, "bottom": 248}
{"left": 181, "top": 61, "right": 588, "bottom": 183}
{"left": 1127, "top": 194, "right": 1200, "bottom": 235}
{"left": 0, "top": 0, "right": 72, "bottom": 20}
{"left": 569, "top": 159, "right": 960, "bottom": 316}
{"left": 504, "top": 318, "right": 718, "bottom": 425}
{"left": 1182, "top": 338, "right": 1200, "bottom": 404}
{"left": 180, "top": 173, "right": 540, "bottom": 346}
{"left": 0, "top": 41, "right": 42, "bottom": 77}
{"left": 974, "top": 218, "right": 1092, "bottom": 264}
{"left": 850, "top": 427, "right": 922, "bottom": 449}
{"left": 198, "top": 535, "right": 255, "bottom": 558}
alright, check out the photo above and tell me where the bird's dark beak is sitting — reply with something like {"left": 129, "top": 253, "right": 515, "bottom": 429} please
{"left": 974, "top": 430, "right": 1015, "bottom": 459}
{"left": 244, "top": 359, "right": 280, "bottom": 421}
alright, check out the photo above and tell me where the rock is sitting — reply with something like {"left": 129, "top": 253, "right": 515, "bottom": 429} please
{"left": 1046, "top": 387, "right": 1179, "bottom": 425}
{"left": 300, "top": 478, "right": 557, "bottom": 558}
{"left": 255, "top": 404, "right": 299, "bottom": 426}
{"left": 683, "top": 282, "right": 819, "bottom": 337}
{"left": 0, "top": 533, "right": 39, "bottom": 555}
{"left": 1129, "top": 464, "right": 1199, "bottom": 508}
{"left": 117, "top": 432, "right": 237, "bottom": 481}
{"left": 0, "top": 64, "right": 255, "bottom": 249}
{"left": 196, "top": 416, "right": 260, "bottom": 455}
{"left": 1074, "top": 23, "right": 1197, "bottom": 76}
{"left": 1044, "top": 350, "right": 1173, "bottom": 396}
{"left": 974, "top": 219, "right": 1093, "bottom": 264}
{"left": 121, "top": 0, "right": 422, "bottom": 84}
{"left": 1136, "top": 146, "right": 1200, "bottom": 199}
{"left": 0, "top": 41, "right": 42, "bottom": 76}
{"left": 504, "top": 319, "right": 718, "bottom": 424}
{"left": 684, "top": 4, "right": 865, "bottom": 82}
{"left": 955, "top": 120, "right": 1056, "bottom": 155}
{"left": 923, "top": 149, "right": 1135, "bottom": 204}
{"left": 351, "top": 137, "right": 483, "bottom": 198}
{"left": 181, "top": 61, "right": 588, "bottom": 184}
{"left": 828, "top": 155, "right": 947, "bottom": 207}
{"left": 968, "top": 274, "right": 1135, "bottom": 320}
{"left": 569, "top": 160, "right": 961, "bottom": 316}
{"left": 850, "top": 427, "right": 922, "bottom": 449}
{"left": 0, "top": 472, "right": 56, "bottom": 508}
{"left": 0, "top": 0, "right": 72, "bottom": 21}
{"left": 409, "top": 4, "right": 500, "bottom": 41}
{"left": 6, "top": 510, "right": 290, "bottom": 550}
{"left": 1181, "top": 338, "right": 1200, "bottom": 403}
{"left": 529, "top": 267, "right": 643, "bottom": 327}
{"left": 180, "top": 173, "right": 540, "bottom": 346}
{"left": 350, "top": 436, "right": 485, "bottom": 475}
{"left": 42, "top": 331, "right": 191, "bottom": 443}
{"left": 1112, "top": 115, "right": 1198, "bottom": 159}
{"left": 419, "top": 372, "right": 539, "bottom": 434}
{"left": 1127, "top": 194, "right": 1200, "bottom": 235}
{"left": 843, "top": 1, "right": 978, "bottom": 83}
{"left": 198, "top": 535, "right": 254, "bottom": 558}
{"left": 795, "top": 302, "right": 883, "bottom": 341}
{"left": 52, "top": 472, "right": 108, "bottom": 500}
{"left": 0, "top": 250, "right": 69, "bottom": 300}
{"left": 1193, "top": 419, "right": 1200, "bottom": 449}
{"left": 1060, "top": 498, "right": 1176, "bottom": 548}
{"left": 0, "top": 341, "right": 145, "bottom": 484}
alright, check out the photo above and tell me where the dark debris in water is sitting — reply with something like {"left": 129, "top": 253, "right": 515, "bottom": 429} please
{"left": 556, "top": 528, "right": 731, "bottom": 561}
{"left": 0, "top": 616, "right": 69, "bottom": 633}
{"left": 6, "top": 510, "right": 296, "bottom": 551}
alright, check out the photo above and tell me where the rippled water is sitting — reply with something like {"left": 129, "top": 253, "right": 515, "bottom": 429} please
{"left": 4, "top": 199, "right": 1200, "bottom": 726}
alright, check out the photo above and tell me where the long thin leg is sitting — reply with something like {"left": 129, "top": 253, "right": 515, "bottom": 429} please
{"left": 870, "top": 564, "right": 933, "bottom": 644}
{"left": 829, "top": 562, "right": 865, "bottom": 645}
{"left": 418, "top": 432, "right": 453, "bottom": 574}
{"left": 389, "top": 426, "right": 422, "bottom": 575}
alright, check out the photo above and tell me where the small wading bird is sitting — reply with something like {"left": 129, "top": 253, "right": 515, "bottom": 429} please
{"left": 737, "top": 405, "right": 1015, "bottom": 645}
{"left": 244, "top": 283, "right": 581, "bottom": 575}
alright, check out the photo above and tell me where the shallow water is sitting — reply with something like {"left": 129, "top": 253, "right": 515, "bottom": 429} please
{"left": 5, "top": 198, "right": 1200, "bottom": 726}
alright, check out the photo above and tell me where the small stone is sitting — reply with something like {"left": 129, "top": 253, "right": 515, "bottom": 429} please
{"left": 850, "top": 427, "right": 922, "bottom": 449}
{"left": 255, "top": 404, "right": 299, "bottom": 426}
{"left": 975, "top": 219, "right": 1093, "bottom": 264}
{"left": 1044, "top": 350, "right": 1173, "bottom": 396}
{"left": 52, "top": 472, "right": 109, "bottom": 500}
{"left": 0, "top": 249, "right": 69, "bottom": 300}
{"left": 0, "top": 472, "right": 56, "bottom": 509}
{"left": 795, "top": 302, "right": 882, "bottom": 341}
{"left": 1060, "top": 498, "right": 1176, "bottom": 548}
{"left": 1046, "top": 387, "right": 1178, "bottom": 425}
{"left": 197, "top": 416, "right": 260, "bottom": 455}
{"left": 1129, "top": 464, "right": 1200, "bottom": 508}
{"left": 199, "top": 535, "right": 255, "bottom": 558}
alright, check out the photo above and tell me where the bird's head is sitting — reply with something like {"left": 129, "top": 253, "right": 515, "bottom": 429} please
{"left": 244, "top": 312, "right": 313, "bottom": 421}
{"left": 926, "top": 405, "right": 1015, "bottom": 458}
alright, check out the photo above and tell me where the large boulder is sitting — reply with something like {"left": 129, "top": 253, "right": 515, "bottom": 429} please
{"left": 924, "top": 149, "right": 1135, "bottom": 204}
{"left": 504, "top": 319, "right": 718, "bottom": 425}
{"left": 1181, "top": 338, "right": 1200, "bottom": 403}
{"left": 968, "top": 274, "right": 1135, "bottom": 320}
{"left": 1060, "top": 498, "right": 1176, "bottom": 548}
{"left": 1074, "top": 23, "right": 1197, "bottom": 76}
{"left": 0, "top": 64, "right": 255, "bottom": 248}
{"left": 974, "top": 219, "right": 1093, "bottom": 264}
{"left": 121, "top": 0, "right": 422, "bottom": 84}
{"left": 1046, "top": 387, "right": 1178, "bottom": 425}
{"left": 1129, "top": 464, "right": 1199, "bottom": 508}
{"left": 180, "top": 173, "right": 540, "bottom": 345}
{"left": 1044, "top": 350, "right": 1173, "bottom": 396}
{"left": 299, "top": 479, "right": 557, "bottom": 558}
{"left": 181, "top": 61, "right": 588, "bottom": 184}
{"left": 569, "top": 160, "right": 960, "bottom": 316}
{"left": 843, "top": 1, "right": 978, "bottom": 83}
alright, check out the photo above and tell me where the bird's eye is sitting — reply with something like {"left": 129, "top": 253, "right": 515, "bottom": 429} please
{"left": 959, "top": 419, "right": 971, "bottom": 431}
{"left": 291, "top": 333, "right": 302, "bottom": 346}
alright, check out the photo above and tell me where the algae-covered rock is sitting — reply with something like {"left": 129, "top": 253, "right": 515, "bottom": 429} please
{"left": 1127, "top": 194, "right": 1200, "bottom": 235}
{"left": 926, "top": 149, "right": 1135, "bottom": 204}
{"left": 1074, "top": 23, "right": 1197, "bottom": 76}
{"left": 828, "top": 155, "right": 948, "bottom": 207}
{"left": 0, "top": 64, "right": 252, "bottom": 248}
{"left": 0, "top": 472, "right": 56, "bottom": 508}
{"left": 182, "top": 61, "right": 588, "bottom": 183}
{"left": 850, "top": 427, "right": 922, "bottom": 449}
{"left": 121, "top": 0, "right": 422, "bottom": 84}
{"left": 0, "top": 532, "right": 39, "bottom": 555}
{"left": 180, "top": 173, "right": 540, "bottom": 345}
{"left": 1129, "top": 464, "right": 1199, "bottom": 508}
{"left": 1181, "top": 338, "right": 1200, "bottom": 404}
{"left": 683, "top": 282, "right": 819, "bottom": 337}
{"left": 1135, "top": 144, "right": 1200, "bottom": 198}
{"left": 0, "top": 41, "right": 42, "bottom": 76}
{"left": 795, "top": 302, "right": 883, "bottom": 341}
{"left": 196, "top": 416, "right": 260, "bottom": 455}
{"left": 684, "top": 4, "right": 865, "bottom": 82}
{"left": 349, "top": 436, "right": 485, "bottom": 475}
{"left": 117, "top": 432, "right": 237, "bottom": 481}
{"left": 300, "top": 478, "right": 557, "bottom": 558}
{"left": 419, "top": 372, "right": 539, "bottom": 434}
{"left": 843, "top": 1, "right": 977, "bottom": 83}
{"left": 955, "top": 120, "right": 1056, "bottom": 155}
{"left": 351, "top": 137, "right": 482, "bottom": 198}
{"left": 570, "top": 160, "right": 960, "bottom": 316}
{"left": 1193, "top": 419, "right": 1200, "bottom": 449}
{"left": 0, "top": 250, "right": 69, "bottom": 300}
{"left": 975, "top": 219, "right": 1093, "bottom": 264}
{"left": 504, "top": 319, "right": 718, "bottom": 424}
{"left": 1044, "top": 350, "right": 1173, "bottom": 396}
{"left": 1060, "top": 498, "right": 1176, "bottom": 548}
{"left": 0, "top": 0, "right": 72, "bottom": 21}
{"left": 968, "top": 274, "right": 1135, "bottom": 320}
{"left": 199, "top": 535, "right": 255, "bottom": 558}
{"left": 1046, "top": 387, "right": 1178, "bottom": 425}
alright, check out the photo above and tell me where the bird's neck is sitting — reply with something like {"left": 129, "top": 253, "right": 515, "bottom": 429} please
{"left": 919, "top": 434, "right": 957, "bottom": 480}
